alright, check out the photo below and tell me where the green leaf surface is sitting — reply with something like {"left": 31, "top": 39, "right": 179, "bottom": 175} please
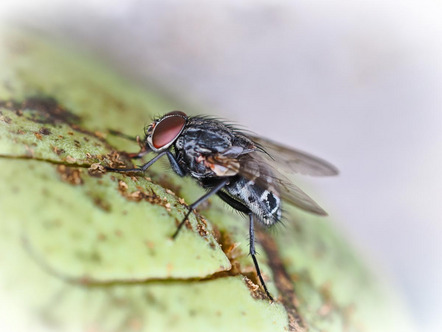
{"left": 0, "top": 27, "right": 414, "bottom": 332}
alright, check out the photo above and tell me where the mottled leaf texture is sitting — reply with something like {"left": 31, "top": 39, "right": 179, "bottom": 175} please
{"left": 0, "top": 27, "right": 414, "bottom": 332}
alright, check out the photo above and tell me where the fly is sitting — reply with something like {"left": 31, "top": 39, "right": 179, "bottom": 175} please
{"left": 106, "top": 111, "right": 338, "bottom": 301}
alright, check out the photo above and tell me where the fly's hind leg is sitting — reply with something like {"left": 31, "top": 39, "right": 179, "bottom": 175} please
{"left": 248, "top": 212, "right": 274, "bottom": 301}
{"left": 216, "top": 191, "right": 274, "bottom": 301}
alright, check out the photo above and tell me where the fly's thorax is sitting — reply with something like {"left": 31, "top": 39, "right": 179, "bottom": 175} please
{"left": 174, "top": 118, "right": 240, "bottom": 179}
{"left": 226, "top": 176, "right": 282, "bottom": 226}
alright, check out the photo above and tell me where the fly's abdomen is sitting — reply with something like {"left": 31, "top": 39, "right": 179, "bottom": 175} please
{"left": 226, "top": 177, "right": 281, "bottom": 226}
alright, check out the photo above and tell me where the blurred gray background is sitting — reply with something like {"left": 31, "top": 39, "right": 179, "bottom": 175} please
{"left": 1, "top": 0, "right": 441, "bottom": 331}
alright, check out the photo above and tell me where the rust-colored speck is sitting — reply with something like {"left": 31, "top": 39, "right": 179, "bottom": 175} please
{"left": 88, "top": 163, "right": 106, "bottom": 177}
{"left": 92, "top": 197, "right": 111, "bottom": 212}
{"left": 196, "top": 217, "right": 209, "bottom": 238}
{"left": 127, "top": 190, "right": 144, "bottom": 202}
{"left": 165, "top": 188, "right": 176, "bottom": 196}
{"left": 217, "top": 230, "right": 242, "bottom": 262}
{"left": 39, "top": 127, "right": 51, "bottom": 135}
{"left": 0, "top": 115, "right": 12, "bottom": 124}
{"left": 184, "top": 219, "right": 192, "bottom": 230}
{"left": 244, "top": 277, "right": 267, "bottom": 300}
{"left": 52, "top": 145, "right": 65, "bottom": 156}
{"left": 94, "top": 131, "right": 106, "bottom": 139}
{"left": 24, "top": 145, "right": 34, "bottom": 157}
{"left": 117, "top": 182, "right": 173, "bottom": 213}
{"left": 145, "top": 241, "right": 155, "bottom": 249}
{"left": 34, "top": 132, "right": 42, "bottom": 140}
{"left": 127, "top": 317, "right": 143, "bottom": 331}
{"left": 97, "top": 233, "right": 107, "bottom": 241}
{"left": 56, "top": 165, "right": 83, "bottom": 185}
{"left": 118, "top": 180, "right": 129, "bottom": 192}
{"left": 65, "top": 155, "right": 77, "bottom": 164}
{"left": 166, "top": 263, "right": 174, "bottom": 275}
{"left": 105, "top": 150, "right": 128, "bottom": 169}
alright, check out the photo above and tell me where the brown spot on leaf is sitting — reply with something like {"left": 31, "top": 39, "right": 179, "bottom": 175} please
{"left": 88, "top": 163, "right": 106, "bottom": 177}
{"left": 56, "top": 165, "right": 83, "bottom": 185}
{"left": 217, "top": 229, "right": 242, "bottom": 263}
{"left": 117, "top": 181, "right": 174, "bottom": 215}
{"left": 52, "top": 145, "right": 65, "bottom": 156}
{"left": 196, "top": 215, "right": 209, "bottom": 238}
{"left": 94, "top": 131, "right": 106, "bottom": 139}
{"left": 97, "top": 233, "right": 107, "bottom": 241}
{"left": 34, "top": 132, "right": 42, "bottom": 140}
{"left": 65, "top": 155, "right": 77, "bottom": 164}
{"left": 104, "top": 150, "right": 130, "bottom": 169}
{"left": 184, "top": 218, "right": 193, "bottom": 230}
{"left": 92, "top": 196, "right": 111, "bottom": 212}
{"left": 243, "top": 277, "right": 267, "bottom": 300}
{"left": 0, "top": 115, "right": 12, "bottom": 124}
{"left": 117, "top": 180, "right": 129, "bottom": 193}
{"left": 39, "top": 127, "right": 51, "bottom": 135}
{"left": 21, "top": 96, "right": 81, "bottom": 125}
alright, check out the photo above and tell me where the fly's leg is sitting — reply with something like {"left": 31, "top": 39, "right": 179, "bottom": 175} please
{"left": 105, "top": 150, "right": 168, "bottom": 173}
{"left": 172, "top": 179, "right": 229, "bottom": 239}
{"left": 126, "top": 150, "right": 149, "bottom": 159}
{"left": 107, "top": 130, "right": 148, "bottom": 159}
{"left": 249, "top": 212, "right": 274, "bottom": 302}
{"left": 107, "top": 129, "right": 138, "bottom": 142}
{"left": 217, "top": 191, "right": 274, "bottom": 301}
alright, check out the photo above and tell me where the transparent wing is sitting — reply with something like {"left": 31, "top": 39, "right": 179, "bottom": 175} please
{"left": 207, "top": 151, "right": 328, "bottom": 215}
{"left": 248, "top": 135, "right": 339, "bottom": 177}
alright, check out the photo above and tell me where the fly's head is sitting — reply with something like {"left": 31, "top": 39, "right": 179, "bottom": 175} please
{"left": 145, "top": 111, "right": 188, "bottom": 152}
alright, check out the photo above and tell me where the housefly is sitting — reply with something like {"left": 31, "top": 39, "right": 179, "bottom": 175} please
{"left": 106, "top": 111, "right": 338, "bottom": 301}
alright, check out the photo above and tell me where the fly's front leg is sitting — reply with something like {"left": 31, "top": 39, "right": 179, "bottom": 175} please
{"left": 249, "top": 212, "right": 274, "bottom": 302}
{"left": 105, "top": 150, "right": 168, "bottom": 173}
{"left": 172, "top": 179, "right": 229, "bottom": 239}
{"left": 166, "top": 151, "right": 186, "bottom": 177}
{"left": 107, "top": 130, "right": 148, "bottom": 159}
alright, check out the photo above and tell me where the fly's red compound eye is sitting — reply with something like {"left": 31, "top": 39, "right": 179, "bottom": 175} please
{"left": 151, "top": 111, "right": 187, "bottom": 150}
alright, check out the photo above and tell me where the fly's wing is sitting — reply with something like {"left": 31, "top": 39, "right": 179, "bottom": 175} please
{"left": 239, "top": 153, "right": 328, "bottom": 215}
{"left": 249, "top": 135, "right": 339, "bottom": 177}
{"left": 206, "top": 151, "right": 328, "bottom": 215}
